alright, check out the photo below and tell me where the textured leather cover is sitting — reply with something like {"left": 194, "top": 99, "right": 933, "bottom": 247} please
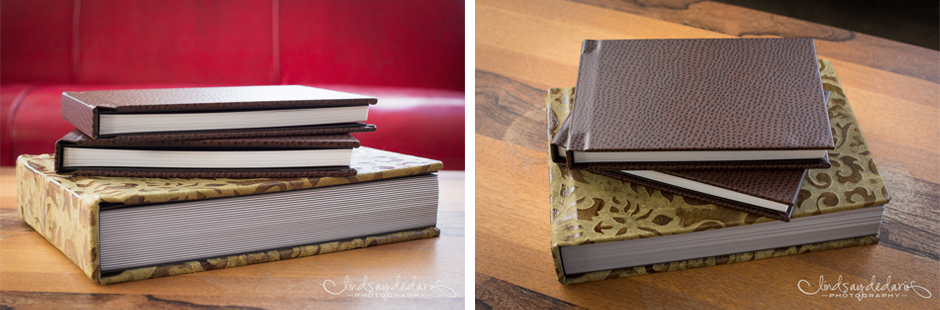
{"left": 54, "top": 129, "right": 360, "bottom": 177}
{"left": 16, "top": 147, "right": 443, "bottom": 285}
{"left": 551, "top": 38, "right": 834, "bottom": 170}
{"left": 61, "top": 85, "right": 378, "bottom": 138}
{"left": 547, "top": 60, "right": 891, "bottom": 284}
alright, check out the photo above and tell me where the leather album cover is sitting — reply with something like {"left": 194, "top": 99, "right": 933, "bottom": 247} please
{"left": 17, "top": 147, "right": 443, "bottom": 285}
{"left": 551, "top": 38, "right": 834, "bottom": 170}
{"left": 587, "top": 167, "right": 804, "bottom": 222}
{"left": 54, "top": 129, "right": 361, "bottom": 178}
{"left": 547, "top": 60, "right": 891, "bottom": 284}
{"left": 62, "top": 85, "right": 378, "bottom": 138}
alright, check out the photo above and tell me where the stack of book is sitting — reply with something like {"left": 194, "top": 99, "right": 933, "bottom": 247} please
{"left": 17, "top": 85, "right": 443, "bottom": 285}
{"left": 55, "top": 85, "right": 379, "bottom": 178}
{"left": 547, "top": 38, "right": 891, "bottom": 284}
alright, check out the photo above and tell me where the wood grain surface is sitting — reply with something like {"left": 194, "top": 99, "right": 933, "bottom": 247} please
{"left": 475, "top": 0, "right": 939, "bottom": 308}
{"left": 0, "top": 167, "right": 465, "bottom": 309}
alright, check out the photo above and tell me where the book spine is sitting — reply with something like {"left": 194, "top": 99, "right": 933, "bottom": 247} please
{"left": 61, "top": 92, "right": 99, "bottom": 138}
{"left": 556, "top": 235, "right": 878, "bottom": 285}
{"left": 53, "top": 138, "right": 68, "bottom": 173}
{"left": 16, "top": 155, "right": 101, "bottom": 283}
{"left": 565, "top": 39, "right": 601, "bottom": 151}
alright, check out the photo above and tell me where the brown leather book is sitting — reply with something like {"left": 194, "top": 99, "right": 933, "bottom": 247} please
{"left": 551, "top": 38, "right": 834, "bottom": 170}
{"left": 76, "top": 123, "right": 377, "bottom": 141}
{"left": 62, "top": 85, "right": 377, "bottom": 138}
{"left": 587, "top": 169, "right": 803, "bottom": 221}
{"left": 54, "top": 129, "right": 359, "bottom": 178}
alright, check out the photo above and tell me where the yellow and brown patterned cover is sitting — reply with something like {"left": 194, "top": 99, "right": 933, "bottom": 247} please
{"left": 548, "top": 59, "right": 890, "bottom": 285}
{"left": 16, "top": 147, "right": 442, "bottom": 285}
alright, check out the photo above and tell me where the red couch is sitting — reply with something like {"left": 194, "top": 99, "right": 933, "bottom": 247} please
{"left": 1, "top": 0, "right": 465, "bottom": 170}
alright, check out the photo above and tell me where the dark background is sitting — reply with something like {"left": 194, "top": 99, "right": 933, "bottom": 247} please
{"left": 713, "top": 0, "right": 940, "bottom": 50}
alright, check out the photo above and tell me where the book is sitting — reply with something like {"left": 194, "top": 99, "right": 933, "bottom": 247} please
{"left": 17, "top": 147, "right": 443, "bottom": 285}
{"left": 587, "top": 169, "right": 804, "bottom": 222}
{"left": 548, "top": 59, "right": 891, "bottom": 285}
{"left": 54, "top": 129, "right": 360, "bottom": 178}
{"left": 62, "top": 85, "right": 377, "bottom": 138}
{"left": 583, "top": 90, "right": 832, "bottom": 222}
{"left": 81, "top": 122, "right": 378, "bottom": 141}
{"left": 550, "top": 38, "right": 834, "bottom": 170}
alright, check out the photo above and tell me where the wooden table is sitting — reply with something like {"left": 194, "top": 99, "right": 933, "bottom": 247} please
{"left": 475, "top": 0, "right": 939, "bottom": 308}
{"left": 0, "top": 168, "right": 465, "bottom": 309}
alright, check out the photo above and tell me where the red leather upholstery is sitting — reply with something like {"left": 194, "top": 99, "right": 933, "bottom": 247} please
{"left": 0, "top": 0, "right": 74, "bottom": 83}
{"left": 77, "top": 0, "right": 277, "bottom": 85}
{"left": 0, "top": 0, "right": 465, "bottom": 170}
{"left": 1, "top": 85, "right": 34, "bottom": 165}
{"left": 279, "top": 0, "right": 465, "bottom": 90}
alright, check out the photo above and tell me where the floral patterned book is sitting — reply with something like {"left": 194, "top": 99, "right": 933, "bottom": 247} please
{"left": 17, "top": 147, "right": 442, "bottom": 285}
{"left": 548, "top": 59, "right": 891, "bottom": 285}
